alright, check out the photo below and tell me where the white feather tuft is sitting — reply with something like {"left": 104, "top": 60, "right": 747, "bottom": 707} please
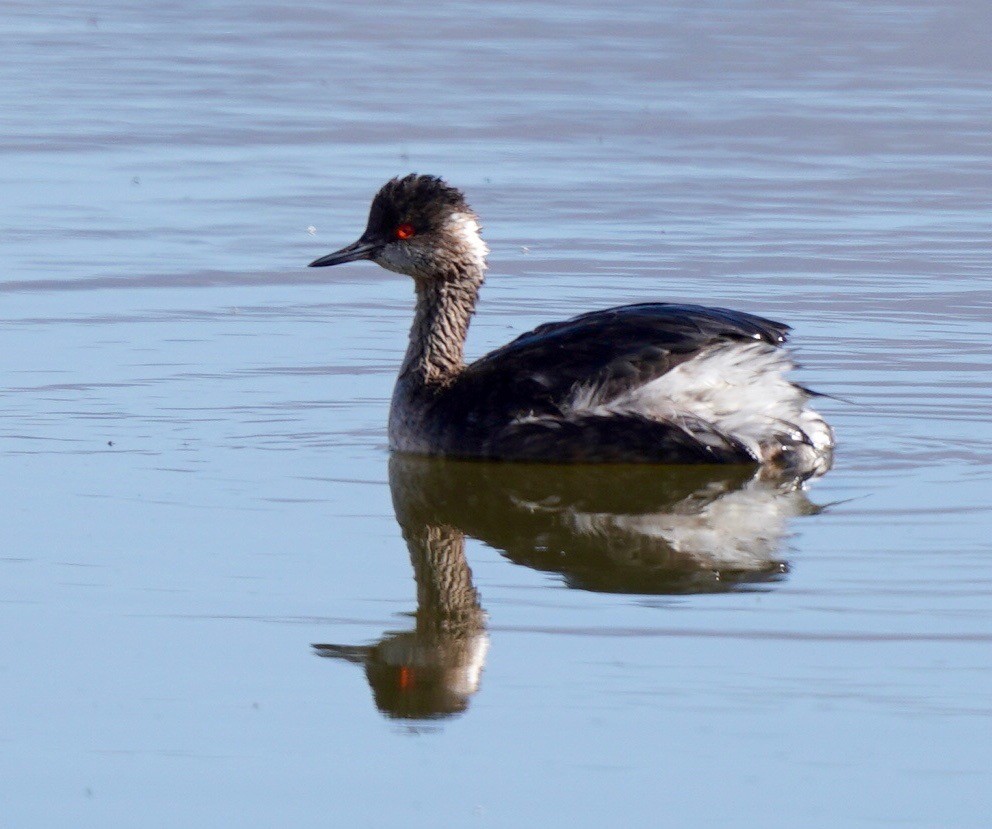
{"left": 565, "top": 340, "right": 833, "bottom": 465}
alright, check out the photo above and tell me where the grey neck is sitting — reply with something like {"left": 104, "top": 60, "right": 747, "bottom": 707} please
{"left": 404, "top": 523, "right": 484, "bottom": 631}
{"left": 400, "top": 270, "right": 484, "bottom": 385}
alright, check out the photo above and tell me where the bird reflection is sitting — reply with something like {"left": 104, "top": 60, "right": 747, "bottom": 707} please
{"left": 314, "top": 457, "right": 821, "bottom": 720}
{"left": 314, "top": 516, "right": 488, "bottom": 721}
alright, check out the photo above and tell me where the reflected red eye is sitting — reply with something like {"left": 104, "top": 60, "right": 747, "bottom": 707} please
{"left": 395, "top": 223, "right": 415, "bottom": 240}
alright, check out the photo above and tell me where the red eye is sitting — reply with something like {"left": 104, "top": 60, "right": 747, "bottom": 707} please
{"left": 395, "top": 223, "right": 415, "bottom": 240}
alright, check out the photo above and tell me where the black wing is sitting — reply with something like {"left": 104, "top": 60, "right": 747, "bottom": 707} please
{"left": 452, "top": 302, "right": 789, "bottom": 421}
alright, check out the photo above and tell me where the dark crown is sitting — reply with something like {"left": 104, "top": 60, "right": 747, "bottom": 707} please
{"left": 367, "top": 174, "right": 473, "bottom": 236}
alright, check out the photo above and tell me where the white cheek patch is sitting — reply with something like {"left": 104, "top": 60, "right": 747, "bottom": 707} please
{"left": 373, "top": 212, "right": 489, "bottom": 277}
{"left": 446, "top": 212, "right": 489, "bottom": 270}
{"left": 448, "top": 634, "right": 490, "bottom": 696}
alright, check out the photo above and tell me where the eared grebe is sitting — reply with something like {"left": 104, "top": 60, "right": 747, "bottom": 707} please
{"left": 309, "top": 174, "right": 833, "bottom": 474}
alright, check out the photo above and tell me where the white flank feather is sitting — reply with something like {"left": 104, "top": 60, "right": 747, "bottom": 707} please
{"left": 565, "top": 340, "right": 833, "bottom": 463}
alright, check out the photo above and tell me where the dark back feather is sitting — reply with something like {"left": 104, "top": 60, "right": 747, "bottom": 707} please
{"left": 453, "top": 303, "right": 788, "bottom": 419}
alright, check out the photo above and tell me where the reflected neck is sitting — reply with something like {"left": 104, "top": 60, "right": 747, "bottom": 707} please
{"left": 405, "top": 523, "right": 484, "bottom": 628}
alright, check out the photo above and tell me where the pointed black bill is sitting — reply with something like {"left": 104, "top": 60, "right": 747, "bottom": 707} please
{"left": 308, "top": 238, "right": 377, "bottom": 268}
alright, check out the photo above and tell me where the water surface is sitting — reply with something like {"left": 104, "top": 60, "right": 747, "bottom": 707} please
{"left": 1, "top": 2, "right": 991, "bottom": 827}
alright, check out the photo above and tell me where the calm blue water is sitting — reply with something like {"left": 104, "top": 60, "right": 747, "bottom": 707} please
{"left": 2, "top": 2, "right": 991, "bottom": 826}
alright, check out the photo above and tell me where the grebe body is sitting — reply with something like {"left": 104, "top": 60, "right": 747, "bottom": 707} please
{"left": 309, "top": 175, "right": 833, "bottom": 474}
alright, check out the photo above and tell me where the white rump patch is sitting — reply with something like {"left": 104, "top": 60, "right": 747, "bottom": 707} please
{"left": 565, "top": 340, "right": 833, "bottom": 464}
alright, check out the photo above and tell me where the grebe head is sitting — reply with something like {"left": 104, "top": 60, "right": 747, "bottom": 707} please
{"left": 309, "top": 174, "right": 488, "bottom": 280}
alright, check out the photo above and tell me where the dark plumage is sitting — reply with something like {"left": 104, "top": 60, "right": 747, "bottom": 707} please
{"left": 367, "top": 175, "right": 470, "bottom": 237}
{"left": 309, "top": 174, "right": 834, "bottom": 474}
